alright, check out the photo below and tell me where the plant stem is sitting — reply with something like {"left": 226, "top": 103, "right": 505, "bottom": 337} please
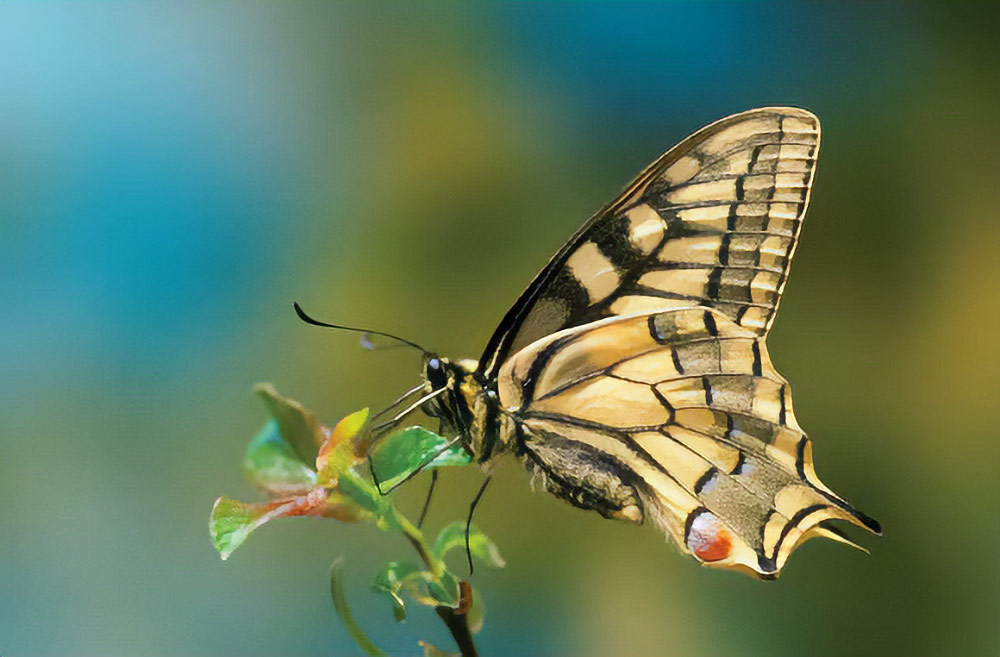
{"left": 391, "top": 506, "right": 479, "bottom": 657}
{"left": 392, "top": 508, "right": 442, "bottom": 576}
{"left": 435, "top": 605, "right": 479, "bottom": 657}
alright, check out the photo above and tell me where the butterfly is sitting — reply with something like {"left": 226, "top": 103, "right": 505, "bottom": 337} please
{"left": 311, "top": 107, "right": 880, "bottom": 579}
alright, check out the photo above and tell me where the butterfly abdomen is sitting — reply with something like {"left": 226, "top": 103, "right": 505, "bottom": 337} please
{"left": 514, "top": 420, "right": 644, "bottom": 524}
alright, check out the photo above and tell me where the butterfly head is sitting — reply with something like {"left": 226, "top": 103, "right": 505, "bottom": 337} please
{"left": 419, "top": 355, "right": 484, "bottom": 445}
{"left": 422, "top": 355, "right": 450, "bottom": 395}
{"left": 419, "top": 355, "right": 462, "bottom": 418}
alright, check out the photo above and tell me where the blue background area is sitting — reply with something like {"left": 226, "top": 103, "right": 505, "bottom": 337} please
{"left": 1, "top": 4, "right": 997, "bottom": 656}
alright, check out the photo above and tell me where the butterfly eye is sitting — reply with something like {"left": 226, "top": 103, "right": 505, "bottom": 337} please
{"left": 425, "top": 357, "right": 448, "bottom": 390}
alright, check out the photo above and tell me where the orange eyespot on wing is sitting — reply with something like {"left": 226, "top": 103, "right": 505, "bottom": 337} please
{"left": 686, "top": 509, "right": 733, "bottom": 562}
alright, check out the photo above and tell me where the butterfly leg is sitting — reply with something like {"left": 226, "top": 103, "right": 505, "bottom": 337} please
{"left": 465, "top": 475, "right": 492, "bottom": 576}
{"left": 417, "top": 469, "right": 439, "bottom": 529}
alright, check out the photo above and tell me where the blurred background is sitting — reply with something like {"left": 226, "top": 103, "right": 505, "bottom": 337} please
{"left": 2, "top": 3, "right": 998, "bottom": 656}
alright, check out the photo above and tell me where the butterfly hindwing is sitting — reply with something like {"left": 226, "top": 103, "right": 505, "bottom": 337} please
{"left": 479, "top": 107, "right": 820, "bottom": 380}
{"left": 498, "top": 307, "right": 879, "bottom": 577}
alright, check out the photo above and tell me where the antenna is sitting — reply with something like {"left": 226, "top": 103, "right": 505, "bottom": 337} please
{"left": 293, "top": 302, "right": 430, "bottom": 355}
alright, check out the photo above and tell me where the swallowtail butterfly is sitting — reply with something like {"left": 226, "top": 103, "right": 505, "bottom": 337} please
{"left": 333, "top": 108, "right": 881, "bottom": 578}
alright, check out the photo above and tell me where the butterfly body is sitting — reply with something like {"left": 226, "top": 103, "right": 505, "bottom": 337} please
{"left": 420, "top": 356, "right": 504, "bottom": 463}
{"left": 409, "top": 108, "right": 879, "bottom": 578}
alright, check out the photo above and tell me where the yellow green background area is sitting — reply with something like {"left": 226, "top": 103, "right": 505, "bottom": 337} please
{"left": 2, "top": 4, "right": 997, "bottom": 656}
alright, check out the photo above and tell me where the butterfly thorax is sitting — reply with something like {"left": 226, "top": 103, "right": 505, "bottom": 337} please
{"left": 420, "top": 356, "right": 510, "bottom": 465}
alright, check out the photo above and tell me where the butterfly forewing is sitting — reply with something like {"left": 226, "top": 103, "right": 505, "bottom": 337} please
{"left": 479, "top": 108, "right": 820, "bottom": 380}
{"left": 498, "top": 307, "right": 878, "bottom": 577}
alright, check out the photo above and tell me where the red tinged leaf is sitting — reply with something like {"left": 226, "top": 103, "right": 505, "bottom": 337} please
{"left": 209, "top": 488, "right": 368, "bottom": 560}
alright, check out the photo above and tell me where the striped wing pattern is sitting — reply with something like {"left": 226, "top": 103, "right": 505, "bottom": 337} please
{"left": 480, "top": 107, "right": 820, "bottom": 380}
{"left": 498, "top": 307, "right": 880, "bottom": 577}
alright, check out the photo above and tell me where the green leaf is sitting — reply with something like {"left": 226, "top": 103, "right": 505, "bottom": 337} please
{"left": 372, "top": 561, "right": 423, "bottom": 622}
{"left": 370, "top": 426, "right": 471, "bottom": 491}
{"left": 209, "top": 497, "right": 291, "bottom": 560}
{"left": 372, "top": 564, "right": 462, "bottom": 612}
{"left": 254, "top": 383, "right": 322, "bottom": 465}
{"left": 330, "top": 558, "right": 388, "bottom": 657}
{"left": 209, "top": 497, "right": 259, "bottom": 560}
{"left": 421, "top": 569, "right": 462, "bottom": 608}
{"left": 431, "top": 522, "right": 506, "bottom": 569}
{"left": 338, "top": 470, "right": 386, "bottom": 517}
{"left": 243, "top": 420, "right": 316, "bottom": 497}
{"left": 209, "top": 491, "right": 330, "bottom": 560}
{"left": 372, "top": 559, "right": 466, "bottom": 622}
